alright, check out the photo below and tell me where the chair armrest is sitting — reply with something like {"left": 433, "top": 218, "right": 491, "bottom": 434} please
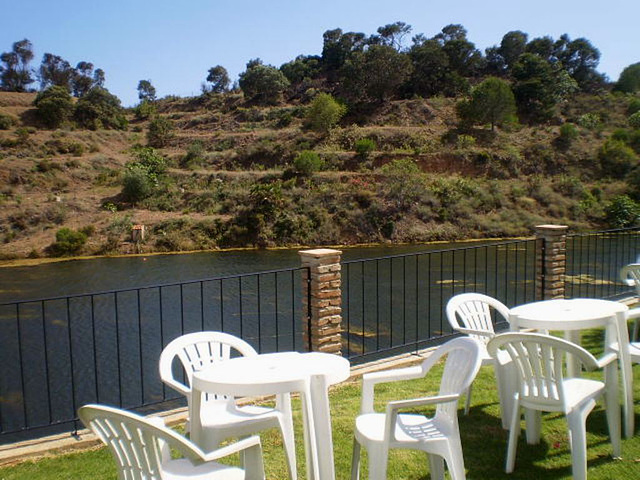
{"left": 455, "top": 328, "right": 494, "bottom": 338}
{"left": 200, "top": 435, "right": 262, "bottom": 462}
{"left": 360, "top": 365, "right": 423, "bottom": 414}
{"left": 162, "top": 377, "right": 191, "bottom": 397}
{"left": 594, "top": 352, "right": 618, "bottom": 370}
{"left": 386, "top": 393, "right": 459, "bottom": 413}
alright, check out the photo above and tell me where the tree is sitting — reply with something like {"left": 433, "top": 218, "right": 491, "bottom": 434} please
{"left": 457, "top": 77, "right": 516, "bottom": 131}
{"left": 340, "top": 45, "right": 412, "bottom": 103}
{"left": 39, "top": 53, "right": 74, "bottom": 90}
{"left": 512, "top": 53, "right": 565, "bottom": 122}
{"left": 93, "top": 68, "right": 105, "bottom": 87}
{"left": 498, "top": 31, "right": 528, "bottom": 71}
{"left": 321, "top": 28, "right": 367, "bottom": 80}
{"left": 147, "top": 116, "right": 174, "bottom": 147}
{"left": 0, "top": 38, "right": 35, "bottom": 91}
{"left": 137, "top": 79, "right": 157, "bottom": 102}
{"left": 33, "top": 85, "right": 74, "bottom": 128}
{"left": 374, "top": 22, "right": 412, "bottom": 51}
{"left": 306, "top": 93, "right": 346, "bottom": 132}
{"left": 554, "top": 35, "right": 605, "bottom": 91}
{"left": 72, "top": 61, "right": 95, "bottom": 97}
{"left": 525, "top": 36, "right": 556, "bottom": 62}
{"left": 74, "top": 86, "right": 127, "bottom": 130}
{"left": 205, "top": 65, "right": 230, "bottom": 93}
{"left": 280, "top": 55, "right": 321, "bottom": 84}
{"left": 615, "top": 63, "right": 640, "bottom": 93}
{"left": 238, "top": 59, "right": 290, "bottom": 105}
{"left": 409, "top": 39, "right": 466, "bottom": 97}
{"left": 434, "top": 24, "right": 484, "bottom": 78}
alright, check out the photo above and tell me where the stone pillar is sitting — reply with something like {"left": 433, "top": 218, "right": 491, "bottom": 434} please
{"left": 299, "top": 248, "right": 342, "bottom": 355}
{"left": 535, "top": 224, "right": 568, "bottom": 300}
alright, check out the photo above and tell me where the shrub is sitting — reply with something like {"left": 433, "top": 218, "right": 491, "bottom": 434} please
{"left": 355, "top": 138, "right": 376, "bottom": 158}
{"left": 47, "top": 228, "right": 87, "bottom": 257}
{"left": 629, "top": 112, "right": 640, "bottom": 129}
{"left": 555, "top": 123, "right": 579, "bottom": 149}
{"left": 292, "top": 150, "right": 324, "bottom": 176}
{"left": 456, "top": 134, "right": 476, "bottom": 148}
{"left": 605, "top": 195, "right": 640, "bottom": 228}
{"left": 75, "top": 87, "right": 128, "bottom": 130}
{"left": 181, "top": 140, "right": 205, "bottom": 169}
{"left": 306, "top": 93, "right": 346, "bottom": 133}
{"left": 627, "top": 98, "right": 640, "bottom": 116}
{"left": 598, "top": 138, "right": 638, "bottom": 176}
{"left": 577, "top": 113, "right": 601, "bottom": 130}
{"left": 0, "top": 113, "right": 15, "bottom": 130}
{"left": 147, "top": 116, "right": 174, "bottom": 147}
{"left": 33, "top": 86, "right": 74, "bottom": 128}
{"left": 122, "top": 165, "right": 154, "bottom": 203}
{"left": 133, "top": 100, "right": 157, "bottom": 120}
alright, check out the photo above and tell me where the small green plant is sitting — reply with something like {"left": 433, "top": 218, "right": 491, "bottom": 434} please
{"left": 555, "top": 123, "right": 579, "bottom": 149}
{"left": 355, "top": 138, "right": 376, "bottom": 158}
{"left": 577, "top": 113, "right": 601, "bottom": 130}
{"left": 456, "top": 134, "right": 476, "bottom": 148}
{"left": 181, "top": 141, "right": 205, "bottom": 169}
{"left": 47, "top": 228, "right": 87, "bottom": 257}
{"left": 628, "top": 112, "right": 640, "bottom": 129}
{"left": 306, "top": 93, "right": 347, "bottom": 133}
{"left": 598, "top": 138, "right": 638, "bottom": 176}
{"left": 0, "top": 113, "right": 15, "bottom": 130}
{"left": 627, "top": 98, "right": 640, "bottom": 116}
{"left": 147, "top": 116, "right": 174, "bottom": 148}
{"left": 605, "top": 195, "right": 640, "bottom": 228}
{"left": 293, "top": 150, "right": 325, "bottom": 176}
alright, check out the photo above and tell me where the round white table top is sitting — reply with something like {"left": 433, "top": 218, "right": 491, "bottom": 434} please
{"left": 510, "top": 298, "right": 628, "bottom": 330}
{"left": 192, "top": 351, "right": 350, "bottom": 394}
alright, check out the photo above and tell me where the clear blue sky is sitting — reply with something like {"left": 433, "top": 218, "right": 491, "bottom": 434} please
{"left": 1, "top": 0, "right": 638, "bottom": 106}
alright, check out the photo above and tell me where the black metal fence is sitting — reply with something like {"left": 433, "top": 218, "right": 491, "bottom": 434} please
{"left": 565, "top": 228, "right": 640, "bottom": 299}
{"left": 341, "top": 239, "right": 539, "bottom": 361}
{"left": 0, "top": 267, "right": 309, "bottom": 444}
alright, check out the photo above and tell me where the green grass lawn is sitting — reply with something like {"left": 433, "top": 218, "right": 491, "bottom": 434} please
{"left": 2, "top": 329, "right": 640, "bottom": 479}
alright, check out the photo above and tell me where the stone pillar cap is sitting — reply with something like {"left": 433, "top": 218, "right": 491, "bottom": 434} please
{"left": 299, "top": 248, "right": 342, "bottom": 257}
{"left": 535, "top": 224, "right": 568, "bottom": 231}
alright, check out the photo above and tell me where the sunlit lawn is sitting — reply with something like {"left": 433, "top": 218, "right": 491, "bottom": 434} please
{"left": 2, "top": 329, "right": 640, "bottom": 479}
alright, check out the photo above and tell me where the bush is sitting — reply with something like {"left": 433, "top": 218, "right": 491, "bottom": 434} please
{"left": 33, "top": 86, "right": 74, "bottom": 128}
{"left": 75, "top": 87, "right": 128, "bottom": 130}
{"left": 133, "top": 100, "right": 157, "bottom": 120}
{"left": 555, "top": 123, "right": 579, "bottom": 149}
{"left": 629, "top": 112, "right": 640, "bottom": 129}
{"left": 355, "top": 138, "right": 376, "bottom": 158}
{"left": 147, "top": 116, "right": 174, "bottom": 147}
{"left": 0, "top": 113, "right": 15, "bottom": 130}
{"left": 598, "top": 139, "right": 639, "bottom": 176}
{"left": 122, "top": 165, "right": 154, "bottom": 203}
{"left": 627, "top": 98, "right": 640, "bottom": 116}
{"left": 47, "top": 228, "right": 87, "bottom": 257}
{"left": 181, "top": 140, "right": 205, "bottom": 169}
{"left": 292, "top": 150, "right": 324, "bottom": 176}
{"left": 605, "top": 195, "right": 640, "bottom": 228}
{"left": 306, "top": 93, "right": 346, "bottom": 133}
{"left": 577, "top": 113, "right": 601, "bottom": 130}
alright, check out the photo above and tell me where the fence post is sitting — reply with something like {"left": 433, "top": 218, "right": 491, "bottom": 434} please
{"left": 535, "top": 224, "right": 568, "bottom": 300}
{"left": 299, "top": 248, "right": 343, "bottom": 355}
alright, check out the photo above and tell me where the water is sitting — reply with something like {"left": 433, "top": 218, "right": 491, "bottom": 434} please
{"left": 0, "top": 242, "right": 492, "bottom": 304}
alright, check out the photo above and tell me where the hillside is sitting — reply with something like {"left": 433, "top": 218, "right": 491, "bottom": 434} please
{"left": 0, "top": 89, "right": 637, "bottom": 261}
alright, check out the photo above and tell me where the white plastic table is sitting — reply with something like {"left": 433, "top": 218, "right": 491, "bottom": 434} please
{"left": 190, "top": 351, "right": 350, "bottom": 480}
{"left": 510, "top": 298, "right": 633, "bottom": 438}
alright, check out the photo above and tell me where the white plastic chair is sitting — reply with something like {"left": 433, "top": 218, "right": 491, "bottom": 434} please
{"left": 78, "top": 404, "right": 265, "bottom": 480}
{"left": 486, "top": 332, "right": 621, "bottom": 480}
{"left": 159, "top": 331, "right": 296, "bottom": 479}
{"left": 620, "top": 263, "right": 640, "bottom": 339}
{"left": 351, "top": 337, "right": 482, "bottom": 480}
{"left": 446, "top": 293, "right": 513, "bottom": 425}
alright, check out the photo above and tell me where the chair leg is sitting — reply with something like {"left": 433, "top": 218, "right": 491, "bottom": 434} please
{"left": 464, "top": 384, "right": 472, "bottom": 415}
{"left": 506, "top": 397, "right": 521, "bottom": 473}
{"left": 442, "top": 436, "right": 467, "bottom": 480}
{"left": 243, "top": 441, "right": 266, "bottom": 480}
{"left": 277, "top": 413, "right": 297, "bottom": 480}
{"left": 367, "top": 445, "right": 389, "bottom": 480}
{"left": 428, "top": 454, "right": 445, "bottom": 480}
{"left": 604, "top": 364, "right": 621, "bottom": 457}
{"left": 350, "top": 439, "right": 361, "bottom": 480}
{"left": 567, "top": 400, "right": 595, "bottom": 480}
{"left": 524, "top": 409, "right": 542, "bottom": 445}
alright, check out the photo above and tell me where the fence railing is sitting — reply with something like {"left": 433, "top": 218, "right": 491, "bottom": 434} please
{"left": 0, "top": 267, "right": 309, "bottom": 444}
{"left": 565, "top": 228, "right": 640, "bottom": 299}
{"left": 341, "top": 239, "right": 539, "bottom": 362}
{"left": 2, "top": 227, "right": 640, "bottom": 444}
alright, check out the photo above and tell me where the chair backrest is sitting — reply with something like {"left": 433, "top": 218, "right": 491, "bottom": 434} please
{"left": 159, "top": 331, "right": 257, "bottom": 401}
{"left": 446, "top": 293, "right": 510, "bottom": 344}
{"left": 420, "top": 337, "right": 483, "bottom": 419}
{"left": 79, "top": 404, "right": 204, "bottom": 480}
{"left": 621, "top": 263, "right": 640, "bottom": 296}
{"left": 487, "top": 332, "right": 599, "bottom": 412}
